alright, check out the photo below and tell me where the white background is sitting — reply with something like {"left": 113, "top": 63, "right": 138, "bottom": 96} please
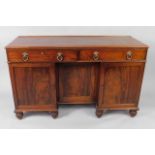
{"left": 0, "top": 26, "right": 154, "bottom": 128}
{"left": 0, "top": 0, "right": 155, "bottom": 155}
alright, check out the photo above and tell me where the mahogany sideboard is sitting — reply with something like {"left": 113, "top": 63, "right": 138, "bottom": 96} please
{"left": 6, "top": 36, "right": 148, "bottom": 119}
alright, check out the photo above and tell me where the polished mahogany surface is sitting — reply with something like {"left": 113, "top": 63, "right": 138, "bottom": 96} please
{"left": 6, "top": 36, "right": 148, "bottom": 119}
{"left": 6, "top": 36, "right": 148, "bottom": 49}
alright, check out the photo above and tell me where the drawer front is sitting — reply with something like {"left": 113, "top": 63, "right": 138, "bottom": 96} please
{"left": 80, "top": 48, "right": 147, "bottom": 62}
{"left": 7, "top": 49, "right": 78, "bottom": 62}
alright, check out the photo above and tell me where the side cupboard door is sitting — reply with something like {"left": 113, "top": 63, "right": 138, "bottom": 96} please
{"left": 98, "top": 62, "right": 145, "bottom": 110}
{"left": 9, "top": 63, "right": 57, "bottom": 112}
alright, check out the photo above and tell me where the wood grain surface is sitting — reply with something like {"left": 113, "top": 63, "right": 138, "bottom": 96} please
{"left": 6, "top": 36, "right": 148, "bottom": 119}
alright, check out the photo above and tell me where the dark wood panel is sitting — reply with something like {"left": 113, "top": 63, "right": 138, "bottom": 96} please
{"left": 58, "top": 63, "right": 99, "bottom": 104}
{"left": 80, "top": 48, "right": 146, "bottom": 61}
{"left": 15, "top": 67, "right": 51, "bottom": 105}
{"left": 98, "top": 62, "right": 145, "bottom": 109}
{"left": 7, "top": 49, "right": 78, "bottom": 62}
{"left": 9, "top": 63, "right": 57, "bottom": 111}
{"left": 6, "top": 36, "right": 148, "bottom": 49}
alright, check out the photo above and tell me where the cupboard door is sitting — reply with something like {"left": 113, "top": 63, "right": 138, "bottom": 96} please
{"left": 9, "top": 63, "right": 57, "bottom": 111}
{"left": 58, "top": 63, "right": 99, "bottom": 104}
{"left": 98, "top": 62, "right": 145, "bottom": 109}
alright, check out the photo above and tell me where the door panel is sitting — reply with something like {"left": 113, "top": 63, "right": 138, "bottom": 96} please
{"left": 9, "top": 63, "right": 57, "bottom": 110}
{"left": 58, "top": 63, "right": 99, "bottom": 104}
{"left": 98, "top": 62, "right": 144, "bottom": 109}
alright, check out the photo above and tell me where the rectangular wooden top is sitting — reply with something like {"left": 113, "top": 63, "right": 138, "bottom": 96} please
{"left": 6, "top": 36, "right": 148, "bottom": 49}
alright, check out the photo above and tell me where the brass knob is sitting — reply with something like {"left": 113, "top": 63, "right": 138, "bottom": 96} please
{"left": 22, "top": 52, "right": 29, "bottom": 62}
{"left": 57, "top": 52, "right": 63, "bottom": 61}
{"left": 126, "top": 51, "right": 132, "bottom": 60}
{"left": 93, "top": 51, "right": 99, "bottom": 61}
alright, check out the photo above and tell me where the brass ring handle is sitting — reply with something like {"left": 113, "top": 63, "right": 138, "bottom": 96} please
{"left": 57, "top": 52, "right": 64, "bottom": 61}
{"left": 22, "top": 52, "right": 29, "bottom": 62}
{"left": 126, "top": 51, "right": 132, "bottom": 60}
{"left": 93, "top": 51, "right": 99, "bottom": 61}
